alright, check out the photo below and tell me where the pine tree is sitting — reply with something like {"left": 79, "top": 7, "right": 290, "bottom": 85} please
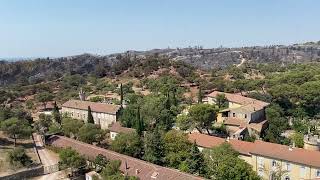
{"left": 143, "top": 127, "right": 165, "bottom": 165}
{"left": 186, "top": 141, "right": 206, "bottom": 175}
{"left": 120, "top": 83, "right": 123, "bottom": 107}
{"left": 87, "top": 106, "right": 94, "bottom": 124}
{"left": 52, "top": 101, "right": 61, "bottom": 124}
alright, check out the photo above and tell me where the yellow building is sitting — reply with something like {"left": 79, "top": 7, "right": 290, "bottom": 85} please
{"left": 206, "top": 91, "right": 269, "bottom": 138}
{"left": 189, "top": 133, "right": 320, "bottom": 180}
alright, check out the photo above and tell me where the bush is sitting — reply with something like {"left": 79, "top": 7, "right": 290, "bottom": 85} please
{"left": 59, "top": 147, "right": 86, "bottom": 170}
{"left": 7, "top": 148, "right": 33, "bottom": 168}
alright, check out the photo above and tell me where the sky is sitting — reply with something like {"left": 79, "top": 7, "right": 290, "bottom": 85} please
{"left": 0, "top": 0, "right": 320, "bottom": 58}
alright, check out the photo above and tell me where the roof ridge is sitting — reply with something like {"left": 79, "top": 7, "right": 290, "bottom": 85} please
{"left": 52, "top": 135, "right": 203, "bottom": 179}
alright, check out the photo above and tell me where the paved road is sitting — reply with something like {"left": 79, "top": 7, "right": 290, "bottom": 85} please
{"left": 32, "top": 133, "right": 66, "bottom": 180}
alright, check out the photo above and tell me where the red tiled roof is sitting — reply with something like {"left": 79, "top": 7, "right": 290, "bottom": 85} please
{"left": 247, "top": 120, "right": 268, "bottom": 133}
{"left": 188, "top": 133, "right": 320, "bottom": 168}
{"left": 62, "top": 100, "right": 121, "bottom": 115}
{"left": 109, "top": 122, "right": 135, "bottom": 134}
{"left": 224, "top": 118, "right": 267, "bottom": 133}
{"left": 188, "top": 132, "right": 225, "bottom": 148}
{"left": 188, "top": 133, "right": 254, "bottom": 155}
{"left": 207, "top": 91, "right": 269, "bottom": 110}
{"left": 47, "top": 135, "right": 203, "bottom": 180}
{"left": 224, "top": 117, "right": 246, "bottom": 126}
{"left": 251, "top": 140, "right": 320, "bottom": 168}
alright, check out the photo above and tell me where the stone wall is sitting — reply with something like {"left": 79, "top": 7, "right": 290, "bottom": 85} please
{"left": 0, "top": 166, "right": 44, "bottom": 180}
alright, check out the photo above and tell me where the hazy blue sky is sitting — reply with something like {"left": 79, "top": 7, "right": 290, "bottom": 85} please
{"left": 0, "top": 0, "right": 319, "bottom": 57}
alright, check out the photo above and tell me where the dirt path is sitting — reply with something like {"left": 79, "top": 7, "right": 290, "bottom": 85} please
{"left": 32, "top": 133, "right": 66, "bottom": 180}
{"left": 237, "top": 55, "right": 246, "bottom": 67}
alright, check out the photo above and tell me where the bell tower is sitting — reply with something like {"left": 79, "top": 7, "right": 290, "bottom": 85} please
{"left": 79, "top": 88, "right": 86, "bottom": 101}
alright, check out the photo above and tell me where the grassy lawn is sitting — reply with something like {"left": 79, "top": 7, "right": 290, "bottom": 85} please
{"left": 0, "top": 131, "right": 40, "bottom": 176}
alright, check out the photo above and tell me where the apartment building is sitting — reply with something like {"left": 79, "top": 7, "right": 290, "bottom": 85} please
{"left": 189, "top": 133, "right": 320, "bottom": 180}
{"left": 61, "top": 100, "right": 121, "bottom": 130}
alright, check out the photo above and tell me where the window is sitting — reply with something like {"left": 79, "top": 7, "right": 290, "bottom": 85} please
{"left": 286, "top": 163, "right": 291, "bottom": 171}
{"left": 233, "top": 113, "right": 236, "bottom": 117}
{"left": 258, "top": 157, "right": 264, "bottom": 168}
{"left": 258, "top": 169, "right": 263, "bottom": 176}
{"left": 244, "top": 114, "right": 247, "bottom": 118}
{"left": 271, "top": 160, "right": 276, "bottom": 167}
{"left": 285, "top": 176, "right": 290, "bottom": 180}
{"left": 300, "top": 166, "right": 305, "bottom": 177}
{"left": 317, "top": 169, "right": 320, "bottom": 177}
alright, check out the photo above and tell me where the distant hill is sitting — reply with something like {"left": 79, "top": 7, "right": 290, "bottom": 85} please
{"left": 1, "top": 41, "right": 320, "bottom": 86}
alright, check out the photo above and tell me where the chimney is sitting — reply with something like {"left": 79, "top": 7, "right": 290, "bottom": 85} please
{"left": 226, "top": 137, "right": 230, "bottom": 142}
{"left": 125, "top": 161, "right": 128, "bottom": 170}
{"left": 151, "top": 172, "right": 159, "bottom": 179}
{"left": 135, "top": 169, "right": 140, "bottom": 175}
{"left": 289, "top": 145, "right": 293, "bottom": 151}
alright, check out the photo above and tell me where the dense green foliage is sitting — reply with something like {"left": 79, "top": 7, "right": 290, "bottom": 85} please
{"left": 7, "top": 147, "right": 33, "bottom": 168}
{"left": 77, "top": 124, "right": 105, "bottom": 144}
{"left": 1, "top": 117, "right": 32, "bottom": 146}
{"left": 177, "top": 104, "right": 218, "bottom": 134}
{"left": 61, "top": 117, "right": 84, "bottom": 138}
{"left": 59, "top": 147, "right": 86, "bottom": 170}
{"left": 143, "top": 128, "right": 165, "bottom": 165}
{"left": 204, "top": 143, "right": 260, "bottom": 180}
{"left": 111, "top": 132, "right": 143, "bottom": 158}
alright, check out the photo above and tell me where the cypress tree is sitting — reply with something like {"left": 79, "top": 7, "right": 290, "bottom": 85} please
{"left": 186, "top": 141, "right": 206, "bottom": 175}
{"left": 120, "top": 83, "right": 123, "bottom": 106}
{"left": 165, "top": 92, "right": 171, "bottom": 110}
{"left": 52, "top": 101, "right": 61, "bottom": 124}
{"left": 143, "top": 127, "right": 165, "bottom": 165}
{"left": 87, "top": 106, "right": 94, "bottom": 124}
{"left": 197, "top": 86, "right": 203, "bottom": 104}
{"left": 172, "top": 88, "right": 177, "bottom": 106}
{"left": 136, "top": 107, "right": 144, "bottom": 136}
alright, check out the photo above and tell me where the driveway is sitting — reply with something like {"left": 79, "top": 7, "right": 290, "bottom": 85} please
{"left": 32, "top": 133, "right": 66, "bottom": 180}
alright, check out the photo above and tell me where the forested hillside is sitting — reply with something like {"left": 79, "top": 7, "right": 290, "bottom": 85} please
{"left": 1, "top": 41, "right": 320, "bottom": 86}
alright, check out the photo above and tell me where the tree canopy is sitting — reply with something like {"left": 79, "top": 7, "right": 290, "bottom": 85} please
{"left": 204, "top": 143, "right": 260, "bottom": 180}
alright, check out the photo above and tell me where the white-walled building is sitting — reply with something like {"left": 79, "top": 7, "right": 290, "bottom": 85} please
{"left": 109, "top": 122, "right": 135, "bottom": 140}
{"left": 61, "top": 100, "right": 121, "bottom": 130}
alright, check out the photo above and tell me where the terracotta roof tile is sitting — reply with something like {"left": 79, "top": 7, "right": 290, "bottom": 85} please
{"left": 224, "top": 117, "right": 246, "bottom": 126}
{"left": 47, "top": 135, "right": 203, "bottom": 180}
{"left": 188, "top": 133, "right": 254, "bottom": 155}
{"left": 62, "top": 100, "right": 121, "bottom": 115}
{"left": 207, "top": 91, "right": 269, "bottom": 110}
{"left": 188, "top": 133, "right": 320, "bottom": 168}
{"left": 247, "top": 120, "right": 268, "bottom": 133}
{"left": 188, "top": 132, "right": 225, "bottom": 148}
{"left": 251, "top": 140, "right": 320, "bottom": 168}
{"left": 109, "top": 122, "right": 135, "bottom": 134}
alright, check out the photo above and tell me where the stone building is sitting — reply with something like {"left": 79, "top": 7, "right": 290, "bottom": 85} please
{"left": 304, "top": 134, "right": 320, "bottom": 151}
{"left": 109, "top": 122, "right": 135, "bottom": 140}
{"left": 189, "top": 133, "right": 320, "bottom": 180}
{"left": 61, "top": 100, "right": 121, "bottom": 130}
{"left": 206, "top": 91, "right": 269, "bottom": 138}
